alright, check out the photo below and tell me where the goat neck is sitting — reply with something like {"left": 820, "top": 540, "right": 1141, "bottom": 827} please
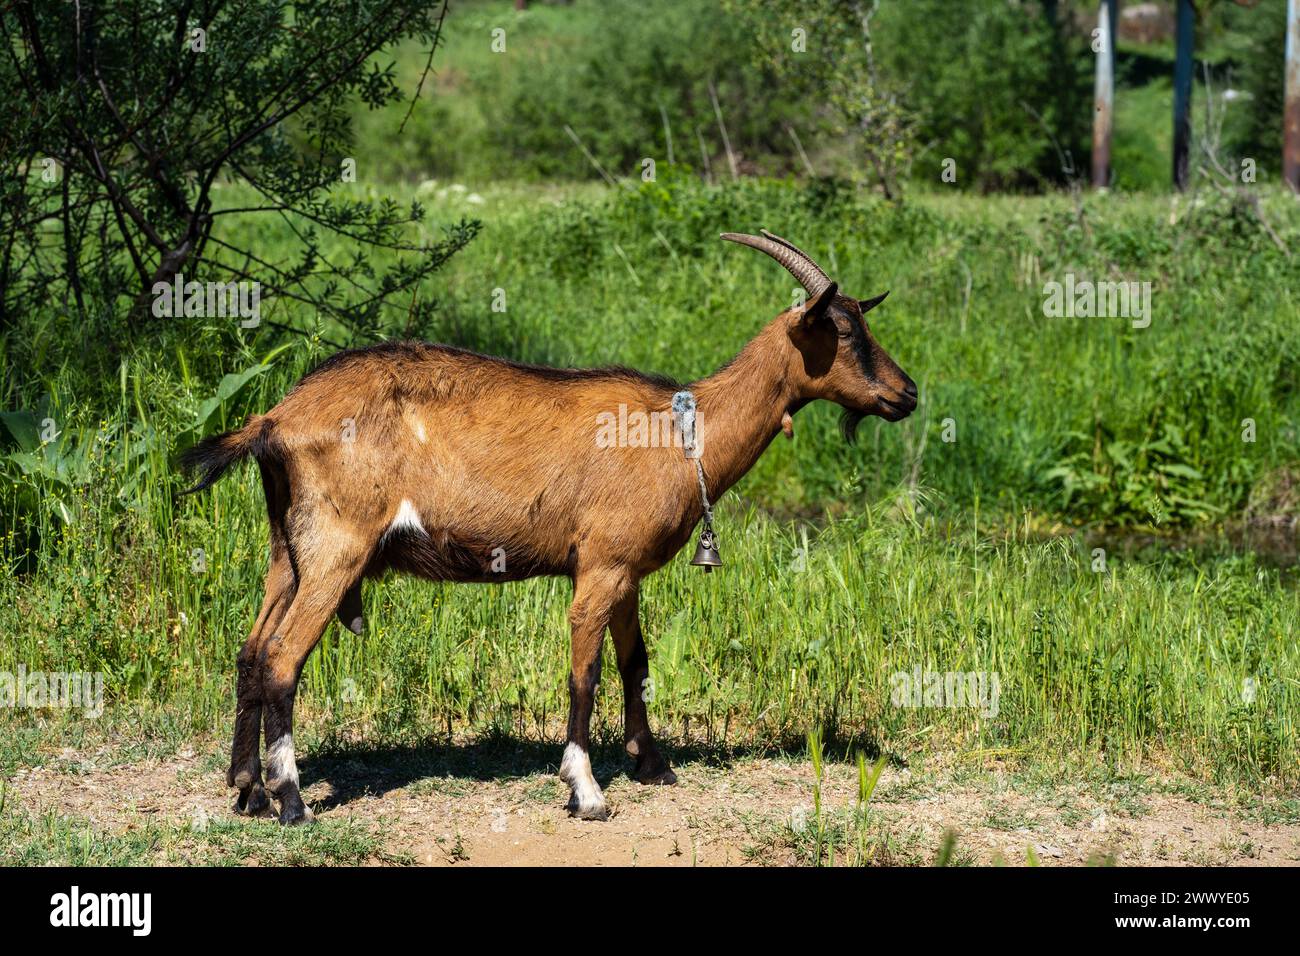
{"left": 690, "top": 319, "right": 798, "bottom": 502}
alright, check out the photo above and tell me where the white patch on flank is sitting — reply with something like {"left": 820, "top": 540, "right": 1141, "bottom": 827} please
{"left": 412, "top": 420, "right": 427, "bottom": 443}
{"left": 385, "top": 498, "right": 425, "bottom": 538}
{"left": 559, "top": 742, "right": 606, "bottom": 818}
{"left": 267, "top": 734, "right": 299, "bottom": 788}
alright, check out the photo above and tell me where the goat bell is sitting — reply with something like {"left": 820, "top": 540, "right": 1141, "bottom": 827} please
{"left": 691, "top": 527, "right": 722, "bottom": 572}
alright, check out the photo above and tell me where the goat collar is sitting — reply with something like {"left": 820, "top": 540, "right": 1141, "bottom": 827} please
{"left": 673, "top": 390, "right": 721, "bottom": 572}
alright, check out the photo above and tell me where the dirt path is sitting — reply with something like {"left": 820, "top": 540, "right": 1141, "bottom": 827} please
{"left": 8, "top": 743, "right": 1299, "bottom": 866}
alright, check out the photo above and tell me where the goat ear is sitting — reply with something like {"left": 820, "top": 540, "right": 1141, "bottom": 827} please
{"left": 858, "top": 290, "right": 889, "bottom": 314}
{"left": 788, "top": 282, "right": 838, "bottom": 331}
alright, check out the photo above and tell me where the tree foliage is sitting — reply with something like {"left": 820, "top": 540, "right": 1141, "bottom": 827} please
{"left": 0, "top": 0, "right": 476, "bottom": 342}
{"left": 729, "top": 0, "right": 1090, "bottom": 194}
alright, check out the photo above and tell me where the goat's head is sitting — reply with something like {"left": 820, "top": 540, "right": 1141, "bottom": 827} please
{"left": 722, "top": 230, "right": 917, "bottom": 436}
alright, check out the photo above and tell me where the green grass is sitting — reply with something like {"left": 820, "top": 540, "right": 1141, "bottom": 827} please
{"left": 20, "top": 172, "right": 1292, "bottom": 521}
{"left": 2, "top": 175, "right": 1298, "bottom": 810}
{"left": 2, "top": 463, "right": 1296, "bottom": 787}
{"left": 2, "top": 1, "right": 1295, "bottom": 868}
{"left": 0, "top": 785, "right": 396, "bottom": 866}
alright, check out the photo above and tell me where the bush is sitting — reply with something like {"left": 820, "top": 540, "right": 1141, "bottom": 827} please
{"left": 470, "top": 0, "right": 801, "bottom": 181}
{"left": 1221, "top": 0, "right": 1288, "bottom": 175}
{"left": 872, "top": 0, "right": 1092, "bottom": 191}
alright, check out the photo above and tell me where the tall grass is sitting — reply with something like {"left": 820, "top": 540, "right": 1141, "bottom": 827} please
{"left": 2, "top": 177, "right": 1297, "bottom": 788}
{"left": 2, "top": 454, "right": 1296, "bottom": 784}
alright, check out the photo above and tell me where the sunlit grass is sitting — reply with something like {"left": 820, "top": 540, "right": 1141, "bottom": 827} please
{"left": 2, "top": 179, "right": 1297, "bottom": 801}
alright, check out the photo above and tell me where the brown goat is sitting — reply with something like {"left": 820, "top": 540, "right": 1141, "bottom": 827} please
{"left": 181, "top": 232, "right": 916, "bottom": 823}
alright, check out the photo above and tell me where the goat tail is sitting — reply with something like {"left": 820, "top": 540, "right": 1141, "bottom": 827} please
{"left": 178, "top": 416, "right": 273, "bottom": 495}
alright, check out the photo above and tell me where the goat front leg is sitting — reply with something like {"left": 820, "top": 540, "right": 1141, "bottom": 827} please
{"left": 560, "top": 568, "right": 629, "bottom": 821}
{"left": 610, "top": 587, "right": 675, "bottom": 785}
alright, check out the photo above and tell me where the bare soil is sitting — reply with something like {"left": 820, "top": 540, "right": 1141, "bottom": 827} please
{"left": 8, "top": 741, "right": 1299, "bottom": 866}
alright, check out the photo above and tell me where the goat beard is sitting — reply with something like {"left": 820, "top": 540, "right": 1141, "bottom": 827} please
{"left": 839, "top": 407, "right": 866, "bottom": 444}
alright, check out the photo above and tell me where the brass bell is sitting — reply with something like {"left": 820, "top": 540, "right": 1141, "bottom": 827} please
{"left": 691, "top": 527, "right": 722, "bottom": 572}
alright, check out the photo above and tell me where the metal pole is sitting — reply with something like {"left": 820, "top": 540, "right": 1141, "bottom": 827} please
{"left": 1286, "top": 0, "right": 1300, "bottom": 191}
{"left": 1172, "top": 0, "right": 1194, "bottom": 191}
{"left": 1091, "top": 0, "right": 1117, "bottom": 188}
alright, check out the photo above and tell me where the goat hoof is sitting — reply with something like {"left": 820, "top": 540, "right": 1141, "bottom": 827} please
{"left": 632, "top": 753, "right": 677, "bottom": 786}
{"left": 566, "top": 795, "right": 609, "bottom": 822}
{"left": 636, "top": 767, "right": 677, "bottom": 786}
{"left": 234, "top": 782, "right": 271, "bottom": 817}
{"left": 277, "top": 803, "right": 316, "bottom": 826}
{"left": 274, "top": 791, "right": 316, "bottom": 825}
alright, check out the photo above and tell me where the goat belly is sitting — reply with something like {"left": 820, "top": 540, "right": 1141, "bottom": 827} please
{"left": 373, "top": 526, "right": 562, "bottom": 582}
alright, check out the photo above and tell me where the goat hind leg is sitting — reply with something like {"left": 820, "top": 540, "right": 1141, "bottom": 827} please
{"left": 261, "top": 558, "right": 365, "bottom": 825}
{"left": 611, "top": 588, "right": 675, "bottom": 785}
{"left": 230, "top": 552, "right": 295, "bottom": 816}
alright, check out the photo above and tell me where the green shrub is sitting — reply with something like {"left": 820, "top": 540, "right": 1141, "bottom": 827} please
{"left": 465, "top": 0, "right": 801, "bottom": 181}
{"left": 1221, "top": 0, "right": 1288, "bottom": 175}
{"left": 872, "top": 0, "right": 1091, "bottom": 191}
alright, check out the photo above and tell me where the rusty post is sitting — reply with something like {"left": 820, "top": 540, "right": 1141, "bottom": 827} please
{"left": 1286, "top": 0, "right": 1300, "bottom": 191}
{"left": 1091, "top": 0, "right": 1117, "bottom": 188}
{"left": 1172, "top": 0, "right": 1194, "bottom": 191}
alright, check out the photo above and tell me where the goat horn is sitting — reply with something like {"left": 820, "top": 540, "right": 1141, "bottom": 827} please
{"left": 759, "top": 230, "right": 833, "bottom": 285}
{"left": 720, "top": 231, "right": 832, "bottom": 298}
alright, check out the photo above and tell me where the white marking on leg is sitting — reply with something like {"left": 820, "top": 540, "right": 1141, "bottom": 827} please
{"left": 267, "top": 734, "right": 299, "bottom": 789}
{"left": 559, "top": 742, "right": 606, "bottom": 819}
{"left": 384, "top": 498, "right": 425, "bottom": 539}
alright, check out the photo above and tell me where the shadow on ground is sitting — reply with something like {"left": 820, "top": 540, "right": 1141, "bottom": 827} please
{"left": 297, "top": 728, "right": 873, "bottom": 813}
